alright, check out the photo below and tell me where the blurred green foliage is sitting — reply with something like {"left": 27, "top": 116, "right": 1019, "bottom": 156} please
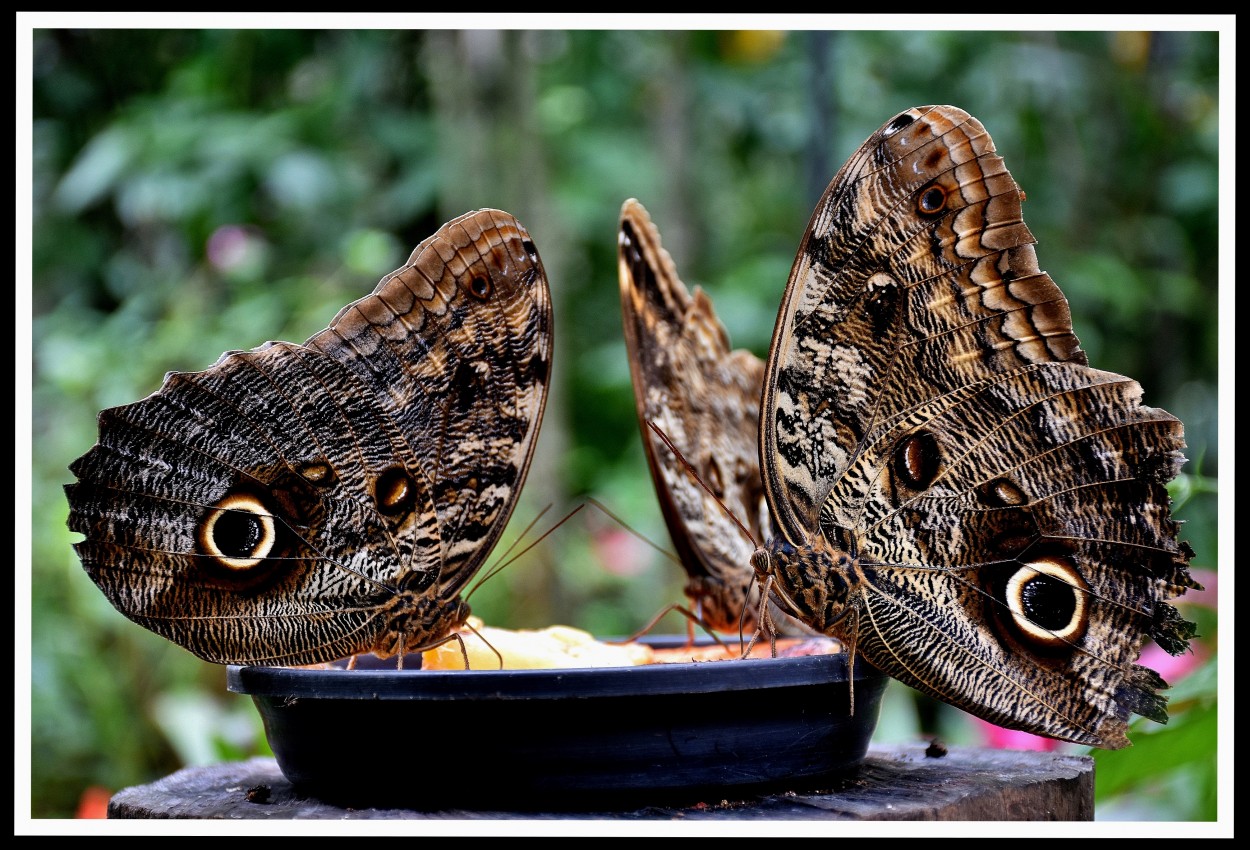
{"left": 28, "top": 28, "right": 1219, "bottom": 820}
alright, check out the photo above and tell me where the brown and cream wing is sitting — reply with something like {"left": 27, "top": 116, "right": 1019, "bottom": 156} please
{"left": 67, "top": 209, "right": 552, "bottom": 666}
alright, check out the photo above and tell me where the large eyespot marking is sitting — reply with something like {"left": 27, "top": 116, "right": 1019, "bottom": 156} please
{"left": 521, "top": 238, "right": 538, "bottom": 259}
{"left": 917, "top": 183, "right": 949, "bottom": 217}
{"left": 1005, "top": 557, "right": 1090, "bottom": 648}
{"left": 199, "top": 492, "right": 276, "bottom": 570}
{"left": 893, "top": 431, "right": 940, "bottom": 491}
{"left": 467, "top": 274, "right": 493, "bottom": 301}
{"left": 376, "top": 467, "right": 417, "bottom": 517}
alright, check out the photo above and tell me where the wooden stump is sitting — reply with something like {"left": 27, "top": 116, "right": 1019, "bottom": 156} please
{"left": 107, "top": 743, "right": 1094, "bottom": 821}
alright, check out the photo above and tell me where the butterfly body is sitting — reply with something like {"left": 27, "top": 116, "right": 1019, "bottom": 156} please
{"left": 66, "top": 209, "right": 552, "bottom": 667}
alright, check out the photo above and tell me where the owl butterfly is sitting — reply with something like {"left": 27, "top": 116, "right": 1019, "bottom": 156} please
{"left": 618, "top": 199, "right": 808, "bottom": 639}
{"left": 65, "top": 209, "right": 552, "bottom": 667}
{"left": 747, "top": 104, "right": 1200, "bottom": 749}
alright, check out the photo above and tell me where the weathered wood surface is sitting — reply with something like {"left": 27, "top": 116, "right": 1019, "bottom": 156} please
{"left": 108, "top": 743, "right": 1094, "bottom": 821}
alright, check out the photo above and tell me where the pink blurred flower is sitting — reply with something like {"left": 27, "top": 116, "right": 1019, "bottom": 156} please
{"left": 1139, "top": 566, "right": 1215, "bottom": 684}
{"left": 1139, "top": 639, "right": 1209, "bottom": 684}
{"left": 594, "top": 528, "right": 651, "bottom": 578}
{"left": 206, "top": 224, "right": 267, "bottom": 274}
{"left": 973, "top": 719, "right": 1065, "bottom": 752}
{"left": 1184, "top": 568, "right": 1218, "bottom": 610}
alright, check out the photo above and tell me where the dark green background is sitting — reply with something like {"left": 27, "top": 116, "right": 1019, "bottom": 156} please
{"left": 28, "top": 27, "right": 1220, "bottom": 821}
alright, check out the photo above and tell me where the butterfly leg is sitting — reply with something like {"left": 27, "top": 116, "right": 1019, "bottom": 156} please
{"left": 741, "top": 573, "right": 780, "bottom": 659}
{"left": 843, "top": 607, "right": 860, "bottom": 716}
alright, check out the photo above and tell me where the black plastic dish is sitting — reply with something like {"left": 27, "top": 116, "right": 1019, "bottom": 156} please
{"left": 227, "top": 638, "right": 887, "bottom": 811}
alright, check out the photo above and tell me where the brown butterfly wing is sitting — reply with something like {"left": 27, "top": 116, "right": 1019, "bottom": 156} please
{"left": 618, "top": 199, "right": 805, "bottom": 635}
{"left": 66, "top": 209, "right": 552, "bottom": 666}
{"left": 758, "top": 106, "right": 1198, "bottom": 747}
{"left": 309, "top": 210, "right": 552, "bottom": 603}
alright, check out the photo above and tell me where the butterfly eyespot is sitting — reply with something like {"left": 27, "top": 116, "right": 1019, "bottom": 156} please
{"left": 883, "top": 112, "right": 915, "bottom": 135}
{"left": 1005, "top": 557, "right": 1090, "bottom": 648}
{"left": 521, "top": 238, "right": 538, "bottom": 259}
{"left": 468, "top": 275, "right": 493, "bottom": 301}
{"left": 296, "top": 461, "right": 337, "bottom": 488}
{"left": 199, "top": 493, "right": 276, "bottom": 570}
{"left": 917, "top": 184, "right": 949, "bottom": 216}
{"left": 375, "top": 467, "right": 417, "bottom": 517}
{"left": 892, "top": 431, "right": 940, "bottom": 491}
{"left": 977, "top": 477, "right": 1028, "bottom": 508}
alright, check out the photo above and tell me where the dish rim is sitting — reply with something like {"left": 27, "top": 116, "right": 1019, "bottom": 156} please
{"left": 227, "top": 639, "right": 879, "bottom": 701}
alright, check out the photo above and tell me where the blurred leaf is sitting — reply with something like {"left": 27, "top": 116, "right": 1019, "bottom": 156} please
{"left": 52, "top": 126, "right": 134, "bottom": 213}
{"left": 1092, "top": 700, "right": 1218, "bottom": 820}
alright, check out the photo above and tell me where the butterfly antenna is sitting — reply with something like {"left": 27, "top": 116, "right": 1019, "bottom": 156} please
{"left": 646, "top": 420, "right": 759, "bottom": 548}
{"left": 584, "top": 496, "right": 683, "bottom": 568}
{"left": 462, "top": 503, "right": 553, "bottom": 600}
{"left": 644, "top": 422, "right": 786, "bottom": 653}
{"left": 497, "top": 503, "right": 555, "bottom": 564}
{"left": 464, "top": 503, "right": 585, "bottom": 602}
{"left": 584, "top": 496, "right": 741, "bottom": 653}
